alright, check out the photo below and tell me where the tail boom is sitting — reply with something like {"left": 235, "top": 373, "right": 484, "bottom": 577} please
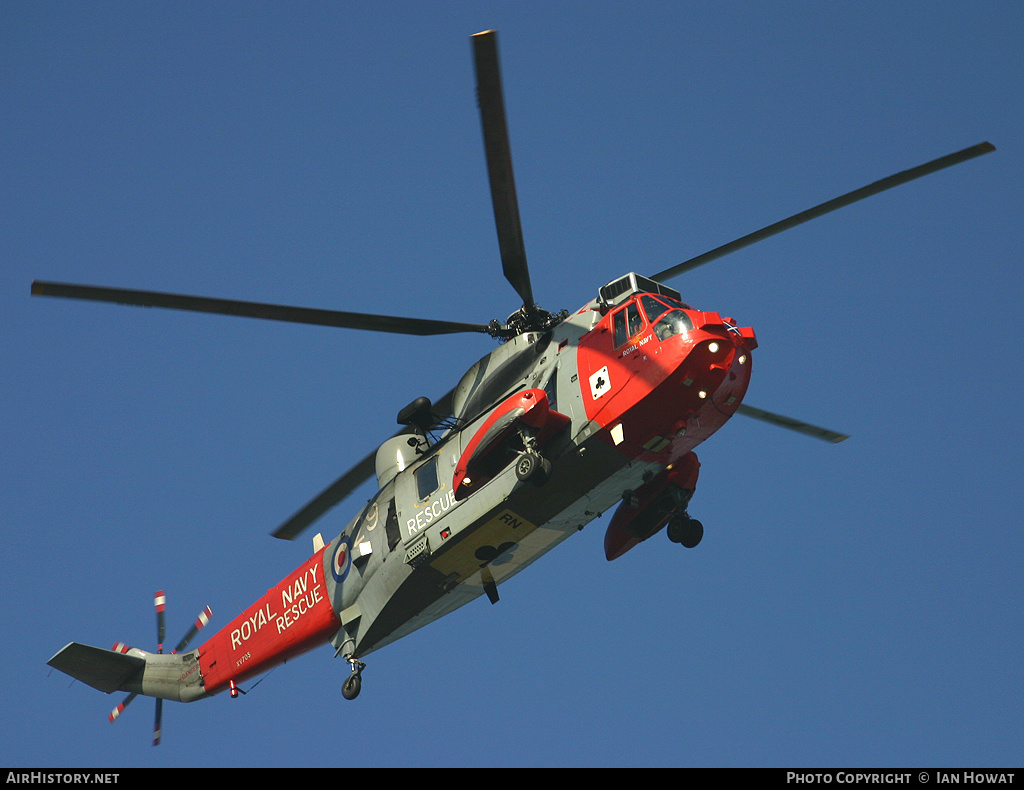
{"left": 196, "top": 545, "right": 340, "bottom": 695}
{"left": 49, "top": 545, "right": 340, "bottom": 711}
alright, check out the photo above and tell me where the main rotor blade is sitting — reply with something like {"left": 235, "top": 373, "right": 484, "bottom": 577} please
{"left": 272, "top": 450, "right": 378, "bottom": 541}
{"left": 736, "top": 403, "right": 849, "bottom": 444}
{"left": 272, "top": 389, "right": 455, "bottom": 539}
{"left": 472, "top": 30, "right": 535, "bottom": 310}
{"left": 651, "top": 141, "right": 995, "bottom": 283}
{"left": 30, "top": 282, "right": 492, "bottom": 336}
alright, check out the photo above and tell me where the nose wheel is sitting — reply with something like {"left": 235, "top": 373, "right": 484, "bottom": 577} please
{"left": 341, "top": 658, "right": 366, "bottom": 700}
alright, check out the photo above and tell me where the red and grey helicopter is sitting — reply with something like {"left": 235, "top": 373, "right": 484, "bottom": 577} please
{"left": 39, "top": 31, "right": 993, "bottom": 744}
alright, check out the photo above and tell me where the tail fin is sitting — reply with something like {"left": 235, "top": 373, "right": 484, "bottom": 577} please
{"left": 47, "top": 641, "right": 206, "bottom": 702}
{"left": 47, "top": 642, "right": 145, "bottom": 693}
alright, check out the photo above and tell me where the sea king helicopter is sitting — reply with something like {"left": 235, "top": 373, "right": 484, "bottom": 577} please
{"left": 39, "top": 31, "right": 993, "bottom": 744}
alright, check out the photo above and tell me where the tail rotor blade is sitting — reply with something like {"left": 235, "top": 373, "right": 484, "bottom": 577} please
{"left": 154, "top": 591, "right": 166, "bottom": 654}
{"left": 109, "top": 692, "right": 137, "bottom": 723}
{"left": 153, "top": 699, "right": 162, "bottom": 746}
{"left": 107, "top": 643, "right": 136, "bottom": 723}
{"left": 172, "top": 606, "right": 213, "bottom": 654}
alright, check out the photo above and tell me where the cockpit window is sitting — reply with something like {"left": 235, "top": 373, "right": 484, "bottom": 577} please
{"left": 612, "top": 303, "right": 643, "bottom": 347}
{"left": 656, "top": 294, "right": 692, "bottom": 310}
{"left": 652, "top": 309, "right": 694, "bottom": 341}
{"left": 641, "top": 295, "right": 671, "bottom": 324}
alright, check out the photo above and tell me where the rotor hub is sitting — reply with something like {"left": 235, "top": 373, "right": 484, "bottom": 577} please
{"left": 488, "top": 305, "right": 568, "bottom": 339}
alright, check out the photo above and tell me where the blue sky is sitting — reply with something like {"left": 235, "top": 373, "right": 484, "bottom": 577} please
{"left": 3, "top": 0, "right": 1022, "bottom": 768}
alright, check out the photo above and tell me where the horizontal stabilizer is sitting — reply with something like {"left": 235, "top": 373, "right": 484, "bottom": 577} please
{"left": 48, "top": 642, "right": 145, "bottom": 694}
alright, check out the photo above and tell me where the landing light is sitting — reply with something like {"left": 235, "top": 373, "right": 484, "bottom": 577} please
{"left": 738, "top": 354, "right": 747, "bottom": 365}
{"left": 698, "top": 390, "right": 707, "bottom": 399}
{"left": 708, "top": 342, "right": 720, "bottom": 354}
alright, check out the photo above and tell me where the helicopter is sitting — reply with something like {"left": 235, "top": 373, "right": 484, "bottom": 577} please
{"left": 39, "top": 30, "right": 994, "bottom": 745}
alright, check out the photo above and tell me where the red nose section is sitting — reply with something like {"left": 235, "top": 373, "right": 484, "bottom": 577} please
{"left": 577, "top": 301, "right": 755, "bottom": 464}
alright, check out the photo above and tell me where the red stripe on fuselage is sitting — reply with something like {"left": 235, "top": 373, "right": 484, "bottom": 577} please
{"left": 197, "top": 546, "right": 340, "bottom": 695}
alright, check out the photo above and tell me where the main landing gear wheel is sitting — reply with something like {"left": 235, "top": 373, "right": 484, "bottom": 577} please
{"left": 667, "top": 516, "right": 704, "bottom": 548}
{"left": 342, "top": 659, "right": 366, "bottom": 700}
{"left": 342, "top": 674, "right": 361, "bottom": 700}
{"left": 515, "top": 451, "right": 550, "bottom": 485}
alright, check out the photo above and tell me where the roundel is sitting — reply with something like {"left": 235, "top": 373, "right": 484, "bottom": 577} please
{"left": 332, "top": 535, "right": 352, "bottom": 583}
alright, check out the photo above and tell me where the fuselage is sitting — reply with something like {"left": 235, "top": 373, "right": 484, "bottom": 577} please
{"left": 188, "top": 273, "right": 756, "bottom": 699}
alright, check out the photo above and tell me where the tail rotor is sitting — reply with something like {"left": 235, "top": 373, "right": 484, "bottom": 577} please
{"left": 106, "top": 591, "right": 212, "bottom": 745}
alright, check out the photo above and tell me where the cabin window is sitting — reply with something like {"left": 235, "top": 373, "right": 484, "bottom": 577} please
{"left": 543, "top": 369, "right": 558, "bottom": 412}
{"left": 415, "top": 455, "right": 439, "bottom": 500}
{"left": 385, "top": 498, "right": 400, "bottom": 551}
{"left": 612, "top": 303, "right": 643, "bottom": 347}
